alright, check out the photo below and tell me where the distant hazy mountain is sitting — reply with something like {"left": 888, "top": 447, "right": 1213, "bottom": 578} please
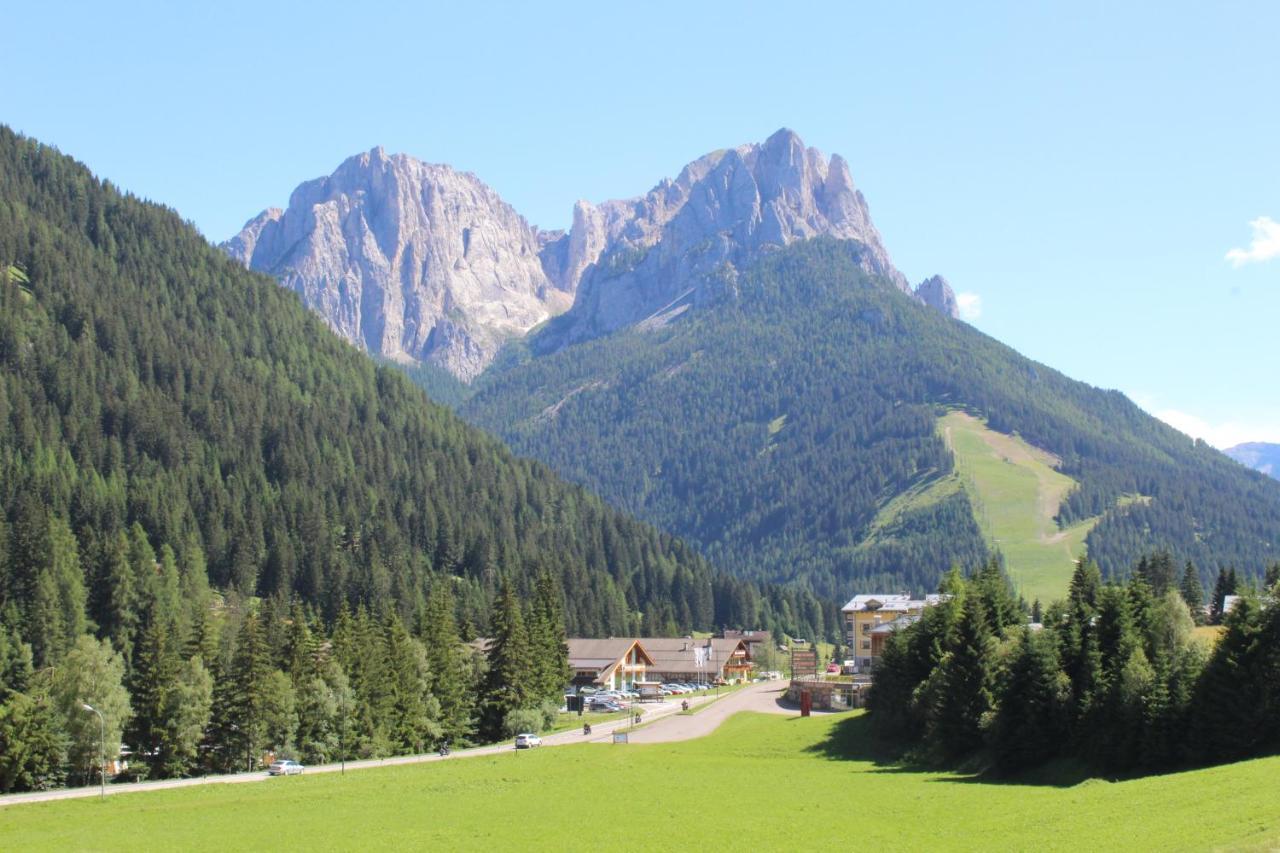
{"left": 227, "top": 129, "right": 957, "bottom": 379}
{"left": 1225, "top": 443, "right": 1280, "bottom": 479}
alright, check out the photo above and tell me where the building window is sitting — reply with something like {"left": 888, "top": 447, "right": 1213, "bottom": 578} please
{"left": 861, "top": 639, "right": 871, "bottom": 650}
{"left": 861, "top": 623, "right": 870, "bottom": 634}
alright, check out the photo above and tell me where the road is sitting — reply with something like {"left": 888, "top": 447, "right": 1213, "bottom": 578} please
{"left": 0, "top": 681, "right": 801, "bottom": 808}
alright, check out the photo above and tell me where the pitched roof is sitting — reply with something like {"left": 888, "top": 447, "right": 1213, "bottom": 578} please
{"left": 566, "top": 638, "right": 654, "bottom": 670}
{"left": 637, "top": 637, "right": 751, "bottom": 674}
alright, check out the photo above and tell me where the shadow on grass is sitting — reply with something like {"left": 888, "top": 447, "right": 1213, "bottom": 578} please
{"left": 803, "top": 714, "right": 1095, "bottom": 789}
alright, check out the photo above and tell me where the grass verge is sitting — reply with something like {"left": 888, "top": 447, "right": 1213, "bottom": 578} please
{"left": 4, "top": 711, "right": 1278, "bottom": 851}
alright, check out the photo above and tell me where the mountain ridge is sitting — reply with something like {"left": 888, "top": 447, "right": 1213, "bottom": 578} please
{"left": 225, "top": 130, "right": 959, "bottom": 378}
{"left": 462, "top": 238, "right": 1280, "bottom": 598}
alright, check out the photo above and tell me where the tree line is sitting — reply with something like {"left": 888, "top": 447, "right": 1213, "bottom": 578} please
{"left": 868, "top": 554, "right": 1280, "bottom": 775}
{"left": 0, "top": 567, "right": 572, "bottom": 792}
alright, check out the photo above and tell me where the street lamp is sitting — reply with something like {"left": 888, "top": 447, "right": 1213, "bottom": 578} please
{"left": 81, "top": 703, "right": 105, "bottom": 801}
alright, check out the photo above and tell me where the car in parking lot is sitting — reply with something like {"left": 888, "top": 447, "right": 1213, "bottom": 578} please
{"left": 590, "top": 700, "right": 624, "bottom": 712}
{"left": 514, "top": 733, "right": 543, "bottom": 749}
{"left": 268, "top": 759, "right": 304, "bottom": 776}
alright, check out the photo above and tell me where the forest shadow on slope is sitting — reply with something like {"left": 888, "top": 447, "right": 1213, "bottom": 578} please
{"left": 804, "top": 712, "right": 1097, "bottom": 789}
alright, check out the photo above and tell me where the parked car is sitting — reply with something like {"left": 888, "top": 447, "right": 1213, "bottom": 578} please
{"left": 268, "top": 759, "right": 304, "bottom": 776}
{"left": 514, "top": 733, "right": 543, "bottom": 749}
{"left": 827, "top": 664, "right": 842, "bottom": 673}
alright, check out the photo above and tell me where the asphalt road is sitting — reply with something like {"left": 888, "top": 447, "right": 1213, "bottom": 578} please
{"left": 0, "top": 681, "right": 798, "bottom": 808}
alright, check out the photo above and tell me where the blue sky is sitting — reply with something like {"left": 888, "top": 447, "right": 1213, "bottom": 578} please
{"left": 7, "top": 1, "right": 1277, "bottom": 446}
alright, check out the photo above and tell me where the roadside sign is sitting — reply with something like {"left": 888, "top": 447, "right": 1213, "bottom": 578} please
{"left": 612, "top": 732, "right": 629, "bottom": 744}
{"left": 791, "top": 647, "right": 819, "bottom": 678}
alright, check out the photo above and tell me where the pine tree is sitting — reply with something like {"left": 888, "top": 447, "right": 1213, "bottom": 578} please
{"left": 1087, "top": 585, "right": 1148, "bottom": 770}
{"left": 102, "top": 530, "right": 140, "bottom": 664}
{"left": 0, "top": 605, "right": 34, "bottom": 698}
{"left": 931, "top": 592, "right": 995, "bottom": 756}
{"left": 526, "top": 571, "right": 570, "bottom": 704}
{"left": 126, "top": 613, "right": 182, "bottom": 777}
{"left": 972, "top": 557, "right": 1021, "bottom": 635}
{"left": 1179, "top": 561, "right": 1205, "bottom": 624}
{"left": 1060, "top": 560, "right": 1103, "bottom": 721}
{"left": 1209, "top": 567, "right": 1239, "bottom": 625}
{"left": 1192, "top": 594, "right": 1278, "bottom": 762}
{"left": 422, "top": 580, "right": 473, "bottom": 744}
{"left": 1138, "top": 550, "right": 1178, "bottom": 596}
{"left": 989, "top": 628, "right": 1068, "bottom": 772}
{"left": 481, "top": 579, "right": 531, "bottom": 740}
{"left": 206, "top": 614, "right": 272, "bottom": 772}
{"left": 383, "top": 613, "right": 441, "bottom": 753}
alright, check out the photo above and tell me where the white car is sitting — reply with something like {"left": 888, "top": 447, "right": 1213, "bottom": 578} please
{"left": 514, "top": 733, "right": 543, "bottom": 749}
{"left": 268, "top": 759, "right": 304, "bottom": 776}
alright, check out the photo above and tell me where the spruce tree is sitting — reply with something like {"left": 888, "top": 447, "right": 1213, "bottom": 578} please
{"left": 989, "top": 628, "right": 1068, "bottom": 772}
{"left": 527, "top": 571, "right": 570, "bottom": 704}
{"left": 1209, "top": 567, "right": 1239, "bottom": 624}
{"left": 126, "top": 612, "right": 182, "bottom": 777}
{"left": 1088, "top": 585, "right": 1147, "bottom": 770}
{"left": 0, "top": 605, "right": 34, "bottom": 698}
{"left": 972, "top": 558, "right": 1021, "bottom": 635}
{"left": 383, "top": 613, "right": 441, "bottom": 753}
{"left": 481, "top": 579, "right": 531, "bottom": 740}
{"left": 1192, "top": 594, "right": 1278, "bottom": 762}
{"left": 931, "top": 592, "right": 995, "bottom": 756}
{"left": 422, "top": 580, "right": 473, "bottom": 744}
{"left": 1179, "top": 561, "right": 1205, "bottom": 624}
{"left": 1138, "top": 550, "right": 1177, "bottom": 596}
{"left": 206, "top": 614, "right": 272, "bottom": 772}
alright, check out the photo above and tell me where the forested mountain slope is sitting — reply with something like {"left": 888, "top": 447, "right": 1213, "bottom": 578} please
{"left": 0, "top": 126, "right": 834, "bottom": 647}
{"left": 463, "top": 239, "right": 1280, "bottom": 599}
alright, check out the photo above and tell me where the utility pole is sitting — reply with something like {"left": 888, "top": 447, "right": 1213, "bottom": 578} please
{"left": 81, "top": 704, "right": 105, "bottom": 800}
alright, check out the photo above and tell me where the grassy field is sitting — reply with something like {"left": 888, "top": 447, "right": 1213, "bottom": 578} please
{"left": 939, "top": 411, "right": 1102, "bottom": 605}
{"left": 4, "top": 711, "right": 1278, "bottom": 851}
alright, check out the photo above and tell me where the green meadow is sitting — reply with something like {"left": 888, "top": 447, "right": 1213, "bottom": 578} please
{"left": 939, "top": 411, "right": 1102, "bottom": 605}
{"left": 4, "top": 712, "right": 1277, "bottom": 851}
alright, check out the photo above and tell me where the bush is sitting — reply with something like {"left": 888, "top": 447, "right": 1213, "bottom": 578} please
{"left": 502, "top": 701, "right": 559, "bottom": 737}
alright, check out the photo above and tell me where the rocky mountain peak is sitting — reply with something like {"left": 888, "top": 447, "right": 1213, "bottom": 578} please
{"left": 226, "top": 129, "right": 959, "bottom": 378}
{"left": 222, "top": 150, "right": 573, "bottom": 381}
{"left": 546, "top": 128, "right": 915, "bottom": 346}
{"left": 914, "top": 275, "right": 960, "bottom": 319}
